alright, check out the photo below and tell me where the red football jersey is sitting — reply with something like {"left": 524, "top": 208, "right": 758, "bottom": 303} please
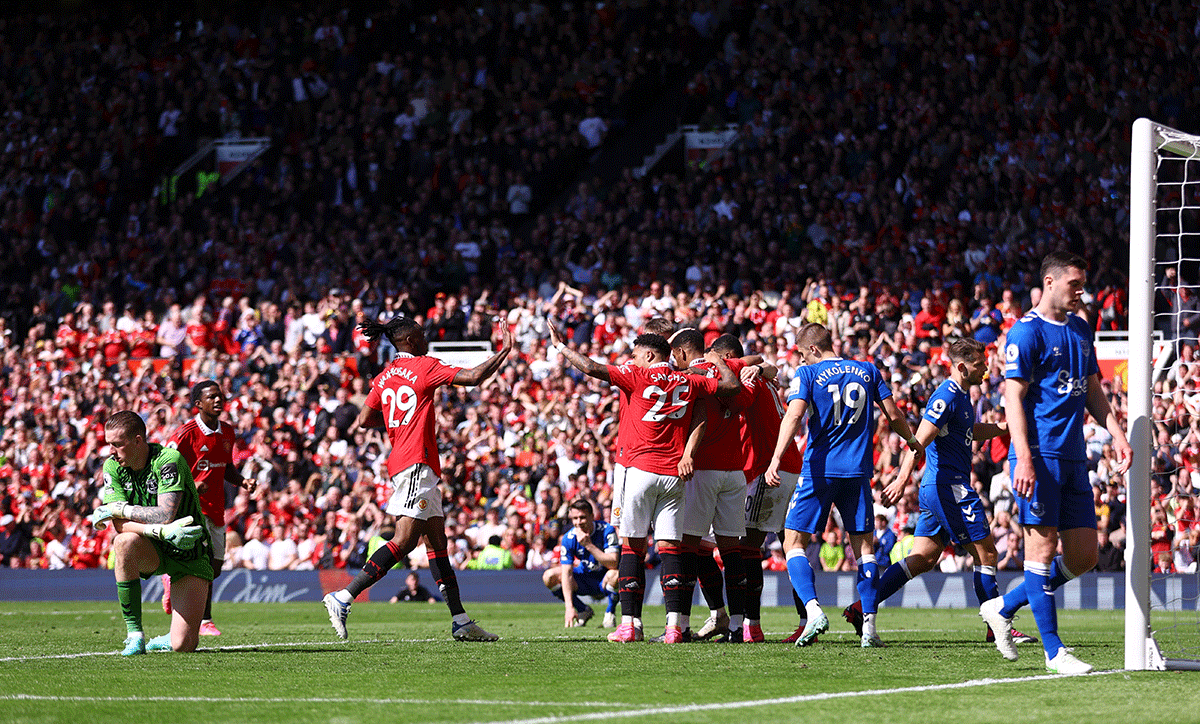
{"left": 690, "top": 359, "right": 752, "bottom": 472}
{"left": 608, "top": 362, "right": 719, "bottom": 476}
{"left": 366, "top": 353, "right": 462, "bottom": 477}
{"left": 731, "top": 359, "right": 804, "bottom": 479}
{"left": 168, "top": 416, "right": 237, "bottom": 525}
{"left": 610, "top": 362, "right": 634, "bottom": 467}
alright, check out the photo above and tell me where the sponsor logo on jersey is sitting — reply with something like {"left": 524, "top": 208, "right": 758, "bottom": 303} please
{"left": 1005, "top": 344, "right": 1019, "bottom": 362}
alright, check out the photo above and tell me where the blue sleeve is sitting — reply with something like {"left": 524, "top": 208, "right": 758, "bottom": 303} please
{"left": 601, "top": 524, "right": 619, "bottom": 553}
{"left": 1072, "top": 317, "right": 1101, "bottom": 377}
{"left": 870, "top": 364, "right": 891, "bottom": 402}
{"left": 1003, "top": 321, "right": 1037, "bottom": 380}
{"left": 923, "top": 383, "right": 953, "bottom": 429}
{"left": 559, "top": 532, "right": 576, "bottom": 566}
{"left": 787, "top": 366, "right": 809, "bottom": 404}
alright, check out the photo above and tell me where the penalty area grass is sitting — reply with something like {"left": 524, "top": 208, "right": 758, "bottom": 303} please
{"left": 0, "top": 601, "right": 1192, "bottom": 724}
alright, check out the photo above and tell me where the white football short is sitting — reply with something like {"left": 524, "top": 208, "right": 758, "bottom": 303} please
{"left": 620, "top": 466, "right": 684, "bottom": 542}
{"left": 205, "top": 516, "right": 226, "bottom": 561}
{"left": 684, "top": 469, "right": 747, "bottom": 538}
{"left": 611, "top": 463, "right": 627, "bottom": 533}
{"left": 385, "top": 463, "right": 444, "bottom": 520}
{"left": 745, "top": 470, "right": 799, "bottom": 533}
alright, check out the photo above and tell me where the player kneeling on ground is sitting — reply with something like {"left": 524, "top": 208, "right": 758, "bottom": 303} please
{"left": 91, "top": 411, "right": 211, "bottom": 655}
{"left": 544, "top": 499, "right": 620, "bottom": 628}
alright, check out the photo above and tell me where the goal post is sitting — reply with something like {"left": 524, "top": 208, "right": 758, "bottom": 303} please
{"left": 1127, "top": 118, "right": 1200, "bottom": 671}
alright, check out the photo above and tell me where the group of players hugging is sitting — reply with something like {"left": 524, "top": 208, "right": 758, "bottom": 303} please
{"left": 96, "top": 252, "right": 1127, "bottom": 673}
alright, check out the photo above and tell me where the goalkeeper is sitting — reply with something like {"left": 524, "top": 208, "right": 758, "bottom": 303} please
{"left": 91, "top": 410, "right": 211, "bottom": 656}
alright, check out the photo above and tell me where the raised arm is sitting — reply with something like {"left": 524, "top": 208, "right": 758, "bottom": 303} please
{"left": 452, "top": 324, "right": 513, "bottom": 386}
{"left": 703, "top": 351, "right": 739, "bottom": 397}
{"left": 549, "top": 322, "right": 609, "bottom": 382}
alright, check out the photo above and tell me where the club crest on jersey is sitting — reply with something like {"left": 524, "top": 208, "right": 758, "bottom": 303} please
{"left": 418, "top": 499, "right": 428, "bottom": 510}
{"left": 1030, "top": 502, "right": 1045, "bottom": 518}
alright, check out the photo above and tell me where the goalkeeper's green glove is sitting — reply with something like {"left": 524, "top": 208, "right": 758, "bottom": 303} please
{"left": 88, "top": 502, "right": 129, "bottom": 531}
{"left": 143, "top": 516, "right": 204, "bottom": 550}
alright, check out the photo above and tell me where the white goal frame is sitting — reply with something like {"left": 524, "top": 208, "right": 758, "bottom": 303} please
{"left": 1127, "top": 118, "right": 1200, "bottom": 671}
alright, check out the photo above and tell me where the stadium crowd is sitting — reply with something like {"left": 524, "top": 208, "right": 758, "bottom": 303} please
{"left": 1, "top": 0, "right": 1199, "bottom": 580}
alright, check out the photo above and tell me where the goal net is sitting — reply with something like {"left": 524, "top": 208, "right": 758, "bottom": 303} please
{"left": 1128, "top": 118, "right": 1200, "bottom": 670}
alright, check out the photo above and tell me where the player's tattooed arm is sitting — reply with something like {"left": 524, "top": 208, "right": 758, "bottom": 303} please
{"left": 115, "top": 490, "right": 181, "bottom": 525}
{"left": 548, "top": 322, "right": 609, "bottom": 381}
{"left": 454, "top": 324, "right": 513, "bottom": 386}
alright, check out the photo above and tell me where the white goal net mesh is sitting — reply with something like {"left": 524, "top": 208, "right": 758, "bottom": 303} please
{"left": 1145, "top": 124, "right": 1200, "bottom": 668}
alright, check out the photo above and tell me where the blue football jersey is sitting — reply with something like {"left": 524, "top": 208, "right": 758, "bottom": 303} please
{"left": 1003, "top": 311, "right": 1099, "bottom": 462}
{"left": 559, "top": 521, "right": 619, "bottom": 575}
{"left": 787, "top": 358, "right": 891, "bottom": 478}
{"left": 920, "top": 379, "right": 974, "bottom": 485}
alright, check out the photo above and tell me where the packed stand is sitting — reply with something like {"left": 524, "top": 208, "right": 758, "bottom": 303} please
{"left": 1, "top": 0, "right": 1195, "bottom": 577}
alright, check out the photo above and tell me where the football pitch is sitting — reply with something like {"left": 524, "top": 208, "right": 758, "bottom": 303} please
{"left": 0, "top": 602, "right": 1195, "bottom": 723}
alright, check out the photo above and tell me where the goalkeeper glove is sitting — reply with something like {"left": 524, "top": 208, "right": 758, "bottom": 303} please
{"left": 88, "top": 502, "right": 129, "bottom": 531}
{"left": 143, "top": 516, "right": 204, "bottom": 550}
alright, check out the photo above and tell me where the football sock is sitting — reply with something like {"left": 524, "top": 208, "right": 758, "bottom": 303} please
{"left": 722, "top": 545, "right": 747, "bottom": 621}
{"left": 346, "top": 539, "right": 403, "bottom": 598}
{"left": 742, "top": 547, "right": 765, "bottom": 622}
{"left": 550, "top": 585, "right": 564, "bottom": 601}
{"left": 876, "top": 559, "right": 914, "bottom": 603}
{"left": 681, "top": 546, "right": 699, "bottom": 618}
{"left": 116, "top": 579, "right": 143, "bottom": 634}
{"left": 428, "top": 548, "right": 466, "bottom": 617}
{"left": 618, "top": 546, "right": 645, "bottom": 619}
{"left": 571, "top": 593, "right": 590, "bottom": 612}
{"left": 974, "top": 565, "right": 1000, "bottom": 604}
{"left": 1000, "top": 555, "right": 1077, "bottom": 617}
{"left": 785, "top": 548, "right": 818, "bottom": 607}
{"left": 863, "top": 612, "right": 877, "bottom": 637}
{"left": 606, "top": 590, "right": 618, "bottom": 614}
{"left": 204, "top": 576, "right": 214, "bottom": 621}
{"left": 1023, "top": 560, "right": 1064, "bottom": 657}
{"left": 697, "top": 549, "right": 725, "bottom": 609}
{"left": 793, "top": 589, "right": 805, "bottom": 616}
{"left": 857, "top": 554, "right": 879, "bottom": 615}
{"left": 659, "top": 544, "right": 688, "bottom": 615}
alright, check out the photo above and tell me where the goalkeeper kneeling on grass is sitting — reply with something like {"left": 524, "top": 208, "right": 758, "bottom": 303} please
{"left": 92, "top": 411, "right": 212, "bottom": 656}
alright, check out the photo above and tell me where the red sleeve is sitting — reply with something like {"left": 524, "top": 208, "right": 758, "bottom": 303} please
{"left": 721, "top": 358, "right": 755, "bottom": 412}
{"left": 426, "top": 358, "right": 462, "bottom": 388}
{"left": 607, "top": 364, "right": 634, "bottom": 393}
{"left": 364, "top": 386, "right": 382, "bottom": 411}
{"left": 687, "top": 372, "right": 720, "bottom": 398}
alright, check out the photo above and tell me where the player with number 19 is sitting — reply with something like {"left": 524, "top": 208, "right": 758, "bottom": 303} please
{"left": 766, "top": 323, "right": 918, "bottom": 648}
{"left": 322, "top": 315, "right": 512, "bottom": 643}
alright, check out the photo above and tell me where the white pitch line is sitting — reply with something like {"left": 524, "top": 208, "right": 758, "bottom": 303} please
{"left": 0, "top": 610, "right": 116, "bottom": 616}
{"left": 1, "top": 694, "right": 620, "bottom": 708}
{"left": 0, "top": 638, "right": 401, "bottom": 662}
{"left": 466, "top": 670, "right": 1126, "bottom": 724}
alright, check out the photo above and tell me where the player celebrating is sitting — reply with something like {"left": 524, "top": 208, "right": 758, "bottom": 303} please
{"left": 551, "top": 325, "right": 738, "bottom": 643}
{"left": 709, "top": 333, "right": 804, "bottom": 643}
{"left": 158, "top": 380, "right": 256, "bottom": 639}
{"left": 844, "top": 338, "right": 1031, "bottom": 646}
{"left": 543, "top": 499, "right": 619, "bottom": 627}
{"left": 669, "top": 329, "right": 752, "bottom": 641}
{"left": 979, "top": 252, "right": 1131, "bottom": 673}
{"left": 322, "top": 315, "right": 512, "bottom": 642}
{"left": 767, "top": 323, "right": 918, "bottom": 648}
{"left": 90, "top": 411, "right": 209, "bottom": 655}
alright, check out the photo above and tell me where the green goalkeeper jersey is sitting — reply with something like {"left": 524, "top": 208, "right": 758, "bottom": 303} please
{"left": 101, "top": 443, "right": 211, "bottom": 562}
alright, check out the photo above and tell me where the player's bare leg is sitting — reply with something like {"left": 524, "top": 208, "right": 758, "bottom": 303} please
{"left": 166, "top": 575, "right": 207, "bottom": 652}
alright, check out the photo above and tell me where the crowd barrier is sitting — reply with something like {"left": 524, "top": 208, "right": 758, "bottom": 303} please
{"left": 2, "top": 570, "right": 1195, "bottom": 611}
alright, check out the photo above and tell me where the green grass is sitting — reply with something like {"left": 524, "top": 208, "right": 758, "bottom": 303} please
{"left": 0, "top": 601, "right": 1196, "bottom": 723}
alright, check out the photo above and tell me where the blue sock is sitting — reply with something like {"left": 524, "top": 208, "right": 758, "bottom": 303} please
{"left": 876, "top": 560, "right": 913, "bottom": 604}
{"left": 606, "top": 591, "right": 618, "bottom": 614}
{"left": 785, "top": 550, "right": 817, "bottom": 605}
{"left": 1000, "top": 556, "right": 1070, "bottom": 617}
{"left": 857, "top": 554, "right": 879, "bottom": 614}
{"left": 1023, "top": 561, "right": 1064, "bottom": 658}
{"left": 974, "top": 567, "right": 999, "bottom": 605}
